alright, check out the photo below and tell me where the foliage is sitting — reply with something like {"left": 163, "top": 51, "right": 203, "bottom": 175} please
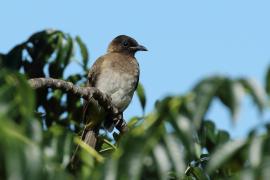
{"left": 1, "top": 30, "right": 270, "bottom": 179}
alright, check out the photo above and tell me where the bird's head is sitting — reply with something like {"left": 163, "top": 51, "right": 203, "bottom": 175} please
{"left": 107, "top": 35, "right": 147, "bottom": 55}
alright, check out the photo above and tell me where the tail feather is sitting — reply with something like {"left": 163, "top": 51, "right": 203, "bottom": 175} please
{"left": 70, "top": 97, "right": 111, "bottom": 169}
{"left": 83, "top": 130, "right": 97, "bottom": 148}
{"left": 69, "top": 129, "right": 97, "bottom": 169}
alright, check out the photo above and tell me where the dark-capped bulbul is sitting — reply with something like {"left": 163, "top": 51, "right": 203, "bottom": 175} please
{"left": 82, "top": 35, "right": 147, "bottom": 148}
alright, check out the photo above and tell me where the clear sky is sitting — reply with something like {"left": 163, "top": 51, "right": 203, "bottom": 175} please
{"left": 1, "top": 0, "right": 270, "bottom": 138}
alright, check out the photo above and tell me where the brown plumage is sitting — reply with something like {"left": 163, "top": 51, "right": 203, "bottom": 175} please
{"left": 81, "top": 35, "right": 147, "bottom": 149}
{"left": 70, "top": 35, "right": 147, "bottom": 168}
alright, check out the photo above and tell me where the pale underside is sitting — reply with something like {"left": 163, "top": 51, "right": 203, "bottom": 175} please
{"left": 95, "top": 60, "right": 138, "bottom": 112}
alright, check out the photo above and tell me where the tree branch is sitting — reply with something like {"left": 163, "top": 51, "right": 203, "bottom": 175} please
{"left": 28, "top": 77, "right": 128, "bottom": 133}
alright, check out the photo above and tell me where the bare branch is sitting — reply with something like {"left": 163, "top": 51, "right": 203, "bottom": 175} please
{"left": 28, "top": 77, "right": 128, "bottom": 132}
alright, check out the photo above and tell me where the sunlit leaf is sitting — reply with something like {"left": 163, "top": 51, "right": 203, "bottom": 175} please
{"left": 153, "top": 144, "right": 171, "bottom": 180}
{"left": 238, "top": 78, "right": 266, "bottom": 113}
{"left": 207, "top": 139, "right": 246, "bottom": 174}
{"left": 103, "top": 158, "right": 118, "bottom": 180}
{"left": 127, "top": 116, "right": 140, "bottom": 129}
{"left": 249, "top": 136, "right": 264, "bottom": 168}
{"left": 191, "top": 76, "right": 225, "bottom": 127}
{"left": 0, "top": 70, "right": 35, "bottom": 120}
{"left": 102, "top": 138, "right": 117, "bottom": 150}
{"left": 217, "top": 80, "right": 244, "bottom": 120}
{"left": 164, "top": 135, "right": 186, "bottom": 177}
{"left": 169, "top": 115, "right": 196, "bottom": 157}
{"left": 75, "top": 137, "right": 104, "bottom": 163}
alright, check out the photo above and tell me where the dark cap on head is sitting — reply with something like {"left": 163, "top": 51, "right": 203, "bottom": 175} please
{"left": 107, "top": 35, "right": 147, "bottom": 55}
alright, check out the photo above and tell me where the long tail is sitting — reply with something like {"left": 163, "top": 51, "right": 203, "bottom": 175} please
{"left": 82, "top": 129, "right": 98, "bottom": 148}
{"left": 69, "top": 128, "right": 98, "bottom": 169}
{"left": 70, "top": 98, "right": 104, "bottom": 169}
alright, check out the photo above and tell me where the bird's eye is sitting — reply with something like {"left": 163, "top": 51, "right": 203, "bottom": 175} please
{"left": 123, "top": 41, "right": 129, "bottom": 47}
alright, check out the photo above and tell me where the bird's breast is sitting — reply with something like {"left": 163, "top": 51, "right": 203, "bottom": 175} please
{"left": 95, "top": 62, "right": 139, "bottom": 111}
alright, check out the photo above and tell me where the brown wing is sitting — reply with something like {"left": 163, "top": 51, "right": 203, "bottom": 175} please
{"left": 78, "top": 55, "right": 108, "bottom": 150}
{"left": 82, "top": 55, "right": 106, "bottom": 122}
{"left": 87, "top": 55, "right": 106, "bottom": 87}
{"left": 71, "top": 54, "right": 106, "bottom": 164}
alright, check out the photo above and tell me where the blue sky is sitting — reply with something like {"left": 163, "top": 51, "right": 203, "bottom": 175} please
{"left": 1, "top": 0, "right": 270, "bottom": 138}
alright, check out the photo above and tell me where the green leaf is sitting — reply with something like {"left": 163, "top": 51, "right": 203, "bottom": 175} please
{"left": 136, "top": 83, "right": 147, "bottom": 114}
{"left": 102, "top": 139, "right": 117, "bottom": 150}
{"left": 262, "top": 161, "right": 270, "bottom": 180}
{"left": 153, "top": 144, "right": 171, "bottom": 180}
{"left": 75, "top": 137, "right": 104, "bottom": 163}
{"left": 164, "top": 135, "right": 186, "bottom": 177}
{"left": 183, "top": 175, "right": 194, "bottom": 180}
{"left": 127, "top": 116, "right": 141, "bottom": 129}
{"left": 249, "top": 136, "right": 264, "bottom": 168}
{"left": 265, "top": 66, "right": 270, "bottom": 96}
{"left": 3, "top": 44, "right": 24, "bottom": 70}
{"left": 63, "top": 35, "right": 74, "bottom": 66}
{"left": 238, "top": 78, "right": 266, "bottom": 113}
{"left": 76, "top": 36, "right": 89, "bottom": 70}
{"left": 207, "top": 139, "right": 246, "bottom": 174}
{"left": 217, "top": 130, "right": 230, "bottom": 145}
{"left": 49, "top": 34, "right": 74, "bottom": 78}
{"left": 0, "top": 70, "right": 35, "bottom": 121}
{"left": 187, "top": 167, "right": 210, "bottom": 180}
{"left": 48, "top": 61, "right": 62, "bottom": 78}
{"left": 204, "top": 121, "right": 216, "bottom": 144}
{"left": 238, "top": 169, "right": 256, "bottom": 180}
{"left": 217, "top": 80, "right": 244, "bottom": 120}
{"left": 200, "top": 121, "right": 217, "bottom": 153}
{"left": 0, "top": 124, "right": 35, "bottom": 146}
{"left": 61, "top": 133, "right": 73, "bottom": 167}
{"left": 103, "top": 158, "right": 118, "bottom": 180}
{"left": 169, "top": 115, "right": 196, "bottom": 157}
{"left": 191, "top": 76, "right": 225, "bottom": 127}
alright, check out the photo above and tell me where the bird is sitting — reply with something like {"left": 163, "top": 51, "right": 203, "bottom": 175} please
{"left": 81, "top": 35, "right": 147, "bottom": 148}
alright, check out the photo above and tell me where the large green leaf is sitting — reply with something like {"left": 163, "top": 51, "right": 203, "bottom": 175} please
{"left": 238, "top": 78, "right": 266, "bottom": 113}
{"left": 76, "top": 36, "right": 89, "bottom": 71}
{"left": 169, "top": 115, "right": 196, "bottom": 157}
{"left": 199, "top": 120, "right": 231, "bottom": 155}
{"left": 206, "top": 139, "right": 247, "bottom": 174}
{"left": 0, "top": 70, "right": 35, "bottom": 121}
{"left": 191, "top": 76, "right": 225, "bottom": 127}
{"left": 217, "top": 79, "right": 244, "bottom": 120}
{"left": 153, "top": 144, "right": 171, "bottom": 180}
{"left": 164, "top": 134, "right": 186, "bottom": 178}
{"left": 249, "top": 136, "right": 264, "bottom": 168}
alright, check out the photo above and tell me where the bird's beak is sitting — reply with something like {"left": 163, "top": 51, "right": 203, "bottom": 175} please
{"left": 131, "top": 45, "right": 148, "bottom": 51}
